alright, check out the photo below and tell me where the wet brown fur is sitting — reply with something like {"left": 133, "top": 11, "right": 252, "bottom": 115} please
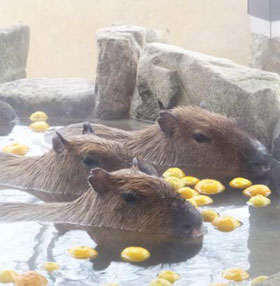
{"left": 60, "top": 106, "right": 267, "bottom": 178}
{"left": 0, "top": 134, "right": 131, "bottom": 201}
{"left": 0, "top": 167, "right": 202, "bottom": 238}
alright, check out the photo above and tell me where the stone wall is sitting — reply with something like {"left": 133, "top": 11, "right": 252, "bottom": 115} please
{"left": 0, "top": 78, "right": 95, "bottom": 123}
{"left": 1, "top": 23, "right": 280, "bottom": 149}
{"left": 94, "top": 26, "right": 145, "bottom": 120}
{"left": 130, "top": 43, "right": 280, "bottom": 147}
{"left": 255, "top": 273, "right": 280, "bottom": 286}
{"left": 0, "top": 25, "right": 30, "bottom": 83}
{"left": 249, "top": 34, "right": 280, "bottom": 75}
{"left": 94, "top": 25, "right": 168, "bottom": 120}
{"left": 93, "top": 25, "right": 280, "bottom": 147}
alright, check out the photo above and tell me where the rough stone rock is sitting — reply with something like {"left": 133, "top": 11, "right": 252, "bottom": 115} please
{"left": 0, "top": 78, "right": 95, "bottom": 123}
{"left": 254, "top": 273, "right": 280, "bottom": 286}
{"left": 271, "top": 117, "right": 280, "bottom": 160}
{"left": 94, "top": 25, "right": 145, "bottom": 120}
{"left": 249, "top": 33, "right": 280, "bottom": 75}
{"left": 0, "top": 25, "right": 30, "bottom": 83}
{"left": 130, "top": 43, "right": 280, "bottom": 146}
{"left": 130, "top": 61, "right": 181, "bottom": 121}
{"left": 145, "top": 28, "right": 170, "bottom": 44}
{"left": 0, "top": 100, "right": 17, "bottom": 136}
{"left": 110, "top": 24, "right": 170, "bottom": 44}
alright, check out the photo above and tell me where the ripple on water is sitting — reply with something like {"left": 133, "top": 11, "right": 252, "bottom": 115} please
{"left": 0, "top": 126, "right": 280, "bottom": 286}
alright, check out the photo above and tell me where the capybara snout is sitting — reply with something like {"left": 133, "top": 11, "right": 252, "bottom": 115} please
{"left": 88, "top": 167, "right": 203, "bottom": 238}
{"left": 240, "top": 139, "right": 272, "bottom": 178}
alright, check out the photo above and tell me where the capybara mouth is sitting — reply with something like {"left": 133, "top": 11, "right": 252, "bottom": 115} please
{"left": 190, "top": 225, "right": 205, "bottom": 238}
{"left": 249, "top": 165, "right": 271, "bottom": 179}
{"left": 174, "top": 224, "right": 205, "bottom": 239}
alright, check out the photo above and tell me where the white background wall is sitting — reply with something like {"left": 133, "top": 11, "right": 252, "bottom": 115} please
{"left": 0, "top": 0, "right": 250, "bottom": 79}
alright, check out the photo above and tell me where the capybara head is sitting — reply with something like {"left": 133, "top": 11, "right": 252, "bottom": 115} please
{"left": 53, "top": 131, "right": 130, "bottom": 173}
{"left": 87, "top": 164, "right": 203, "bottom": 238}
{"left": 157, "top": 106, "right": 271, "bottom": 178}
{"left": 49, "top": 125, "right": 157, "bottom": 196}
{"left": 53, "top": 123, "right": 157, "bottom": 176}
{"left": 0, "top": 101, "right": 17, "bottom": 136}
{"left": 49, "top": 129, "right": 132, "bottom": 195}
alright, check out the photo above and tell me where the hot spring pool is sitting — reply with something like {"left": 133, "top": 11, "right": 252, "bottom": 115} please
{"left": 0, "top": 124, "right": 279, "bottom": 286}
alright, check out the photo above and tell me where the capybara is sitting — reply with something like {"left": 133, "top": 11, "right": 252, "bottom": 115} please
{"left": 59, "top": 106, "right": 271, "bottom": 179}
{"left": 0, "top": 166, "right": 203, "bottom": 239}
{"left": 0, "top": 124, "right": 157, "bottom": 201}
{"left": 0, "top": 100, "right": 17, "bottom": 136}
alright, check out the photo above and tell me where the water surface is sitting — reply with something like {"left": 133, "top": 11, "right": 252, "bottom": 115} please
{"left": 0, "top": 124, "right": 279, "bottom": 286}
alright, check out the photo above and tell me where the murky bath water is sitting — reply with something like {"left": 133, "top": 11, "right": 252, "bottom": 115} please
{"left": 0, "top": 123, "right": 280, "bottom": 286}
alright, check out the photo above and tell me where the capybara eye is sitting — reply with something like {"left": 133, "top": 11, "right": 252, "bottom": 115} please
{"left": 121, "top": 191, "right": 140, "bottom": 204}
{"left": 193, "top": 132, "right": 210, "bottom": 143}
{"left": 82, "top": 154, "right": 100, "bottom": 168}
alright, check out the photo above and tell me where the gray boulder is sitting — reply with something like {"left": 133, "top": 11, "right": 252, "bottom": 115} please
{"left": 131, "top": 60, "right": 180, "bottom": 121}
{"left": 94, "top": 25, "right": 145, "bottom": 120}
{"left": 145, "top": 28, "right": 170, "bottom": 44}
{"left": 0, "top": 100, "right": 17, "bottom": 136}
{"left": 0, "top": 78, "right": 95, "bottom": 123}
{"left": 131, "top": 43, "right": 280, "bottom": 146}
{"left": 254, "top": 273, "right": 280, "bottom": 286}
{"left": 0, "top": 25, "right": 30, "bottom": 83}
{"left": 249, "top": 33, "right": 280, "bottom": 75}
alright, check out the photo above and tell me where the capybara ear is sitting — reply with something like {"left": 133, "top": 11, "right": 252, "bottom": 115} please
{"left": 82, "top": 122, "right": 94, "bottom": 135}
{"left": 132, "top": 157, "right": 158, "bottom": 176}
{"left": 132, "top": 157, "right": 139, "bottom": 169}
{"left": 157, "top": 111, "right": 178, "bottom": 138}
{"left": 52, "top": 131, "right": 71, "bottom": 154}
{"left": 88, "top": 168, "right": 112, "bottom": 194}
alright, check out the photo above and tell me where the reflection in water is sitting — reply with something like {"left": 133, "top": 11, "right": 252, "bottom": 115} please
{"left": 248, "top": 169, "right": 280, "bottom": 277}
{"left": 54, "top": 224, "right": 203, "bottom": 270}
{"left": 0, "top": 222, "right": 203, "bottom": 285}
{"left": 0, "top": 125, "right": 280, "bottom": 285}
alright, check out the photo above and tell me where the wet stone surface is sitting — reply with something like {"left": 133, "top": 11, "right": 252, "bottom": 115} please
{"left": 0, "top": 78, "right": 95, "bottom": 123}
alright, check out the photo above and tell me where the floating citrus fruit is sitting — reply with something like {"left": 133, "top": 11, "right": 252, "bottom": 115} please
{"left": 14, "top": 271, "right": 48, "bottom": 286}
{"left": 250, "top": 275, "right": 269, "bottom": 285}
{"left": 195, "top": 179, "right": 225, "bottom": 195}
{"left": 243, "top": 185, "right": 271, "bottom": 197}
{"left": 42, "top": 261, "right": 60, "bottom": 272}
{"left": 157, "top": 270, "right": 181, "bottom": 283}
{"left": 29, "top": 111, "right": 48, "bottom": 122}
{"left": 164, "top": 177, "right": 185, "bottom": 190}
{"left": 149, "top": 278, "right": 172, "bottom": 286}
{"left": 121, "top": 247, "right": 150, "bottom": 263}
{"left": 29, "top": 121, "right": 50, "bottom": 132}
{"left": 177, "top": 187, "right": 199, "bottom": 199}
{"left": 229, "top": 177, "right": 252, "bottom": 189}
{"left": 68, "top": 246, "right": 98, "bottom": 259}
{"left": 192, "top": 195, "right": 213, "bottom": 207}
{"left": 2, "top": 143, "right": 29, "bottom": 156}
{"left": 162, "top": 168, "right": 185, "bottom": 179}
{"left": 247, "top": 195, "right": 271, "bottom": 208}
{"left": 181, "top": 176, "right": 200, "bottom": 186}
{"left": 222, "top": 268, "right": 249, "bottom": 282}
{"left": 201, "top": 209, "right": 219, "bottom": 222}
{"left": 0, "top": 270, "right": 17, "bottom": 283}
{"left": 212, "top": 216, "right": 241, "bottom": 232}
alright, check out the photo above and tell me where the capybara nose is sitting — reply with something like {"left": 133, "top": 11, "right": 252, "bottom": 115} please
{"left": 248, "top": 140, "right": 272, "bottom": 176}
